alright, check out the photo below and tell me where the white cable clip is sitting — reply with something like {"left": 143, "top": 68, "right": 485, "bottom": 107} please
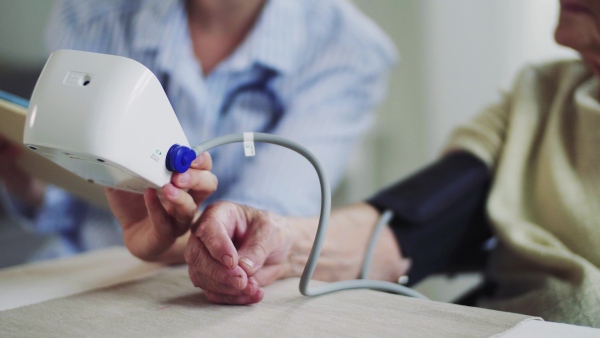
{"left": 243, "top": 132, "right": 255, "bottom": 157}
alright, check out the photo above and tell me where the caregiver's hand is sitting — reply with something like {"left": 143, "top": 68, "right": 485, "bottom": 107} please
{"left": 106, "top": 151, "right": 218, "bottom": 264}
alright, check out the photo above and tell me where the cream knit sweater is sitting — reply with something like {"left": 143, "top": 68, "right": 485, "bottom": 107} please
{"left": 446, "top": 60, "right": 600, "bottom": 327}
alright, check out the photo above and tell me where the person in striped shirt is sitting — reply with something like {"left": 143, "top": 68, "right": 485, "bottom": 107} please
{"left": 0, "top": 0, "right": 396, "bottom": 261}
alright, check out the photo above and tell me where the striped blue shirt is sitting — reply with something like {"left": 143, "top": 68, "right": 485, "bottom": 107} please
{"left": 25, "top": 0, "right": 396, "bottom": 259}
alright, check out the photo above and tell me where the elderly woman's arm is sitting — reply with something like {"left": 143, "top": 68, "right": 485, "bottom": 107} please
{"left": 184, "top": 201, "right": 410, "bottom": 305}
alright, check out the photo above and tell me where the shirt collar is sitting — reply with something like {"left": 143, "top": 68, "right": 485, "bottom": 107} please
{"left": 131, "top": 1, "right": 179, "bottom": 53}
{"left": 130, "top": 0, "right": 304, "bottom": 76}
{"left": 221, "top": 0, "right": 305, "bottom": 75}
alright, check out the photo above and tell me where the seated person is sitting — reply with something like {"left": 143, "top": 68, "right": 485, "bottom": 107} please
{"left": 145, "top": 0, "right": 598, "bottom": 327}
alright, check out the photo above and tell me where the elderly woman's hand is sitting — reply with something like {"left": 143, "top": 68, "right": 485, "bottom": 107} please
{"left": 185, "top": 201, "right": 293, "bottom": 304}
{"left": 185, "top": 201, "right": 410, "bottom": 305}
{"left": 106, "top": 152, "right": 218, "bottom": 264}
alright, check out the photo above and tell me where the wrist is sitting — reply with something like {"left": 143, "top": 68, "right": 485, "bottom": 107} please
{"left": 284, "top": 202, "right": 410, "bottom": 283}
{"left": 284, "top": 216, "right": 318, "bottom": 279}
{"left": 284, "top": 203, "right": 381, "bottom": 282}
{"left": 135, "top": 231, "right": 190, "bottom": 265}
{"left": 158, "top": 232, "right": 190, "bottom": 264}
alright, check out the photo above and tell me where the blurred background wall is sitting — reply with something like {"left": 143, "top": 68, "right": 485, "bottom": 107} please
{"left": 0, "top": 0, "right": 578, "bottom": 295}
{"left": 0, "top": 0, "right": 56, "bottom": 98}
{"left": 340, "top": 0, "right": 576, "bottom": 206}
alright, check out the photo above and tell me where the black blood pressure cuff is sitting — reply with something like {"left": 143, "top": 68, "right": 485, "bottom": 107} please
{"left": 366, "top": 152, "right": 492, "bottom": 286}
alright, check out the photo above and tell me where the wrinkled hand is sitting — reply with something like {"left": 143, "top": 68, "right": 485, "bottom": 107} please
{"left": 185, "top": 201, "right": 292, "bottom": 304}
{"left": 106, "top": 152, "right": 217, "bottom": 263}
{"left": 0, "top": 134, "right": 45, "bottom": 207}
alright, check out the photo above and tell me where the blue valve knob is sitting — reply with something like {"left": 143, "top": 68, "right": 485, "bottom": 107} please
{"left": 166, "top": 144, "right": 197, "bottom": 173}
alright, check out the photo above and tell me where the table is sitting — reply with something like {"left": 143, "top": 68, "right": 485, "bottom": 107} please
{"left": 0, "top": 247, "right": 598, "bottom": 337}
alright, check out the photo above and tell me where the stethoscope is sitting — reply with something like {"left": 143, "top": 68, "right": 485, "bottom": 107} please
{"left": 218, "top": 68, "right": 285, "bottom": 134}
{"left": 161, "top": 67, "right": 284, "bottom": 137}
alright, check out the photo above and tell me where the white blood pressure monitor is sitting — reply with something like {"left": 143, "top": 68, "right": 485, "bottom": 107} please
{"left": 23, "top": 50, "right": 191, "bottom": 193}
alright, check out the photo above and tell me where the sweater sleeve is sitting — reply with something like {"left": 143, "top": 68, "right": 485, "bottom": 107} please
{"left": 443, "top": 92, "right": 511, "bottom": 170}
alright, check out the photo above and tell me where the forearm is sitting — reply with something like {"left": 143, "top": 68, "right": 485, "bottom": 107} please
{"left": 286, "top": 203, "right": 408, "bottom": 282}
